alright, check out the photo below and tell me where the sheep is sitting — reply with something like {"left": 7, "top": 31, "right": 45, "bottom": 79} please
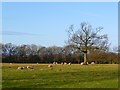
{"left": 64, "top": 62, "right": 67, "bottom": 65}
{"left": 48, "top": 64, "right": 52, "bottom": 67}
{"left": 53, "top": 62, "right": 56, "bottom": 64}
{"left": 53, "top": 62, "right": 58, "bottom": 65}
{"left": 55, "top": 62, "right": 58, "bottom": 64}
{"left": 81, "top": 62, "right": 84, "bottom": 65}
{"left": 61, "top": 62, "right": 63, "bottom": 65}
{"left": 37, "top": 62, "right": 39, "bottom": 64}
{"left": 91, "top": 62, "right": 95, "bottom": 64}
{"left": 81, "top": 62, "right": 89, "bottom": 65}
{"left": 27, "top": 66, "right": 33, "bottom": 69}
{"left": 68, "top": 63, "right": 71, "bottom": 65}
{"left": 18, "top": 66, "right": 24, "bottom": 70}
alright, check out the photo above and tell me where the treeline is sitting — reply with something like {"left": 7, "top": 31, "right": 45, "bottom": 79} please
{"left": 1, "top": 43, "right": 118, "bottom": 64}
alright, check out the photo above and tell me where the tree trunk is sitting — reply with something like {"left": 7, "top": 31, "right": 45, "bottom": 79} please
{"left": 83, "top": 52, "right": 88, "bottom": 65}
{"left": 84, "top": 52, "right": 87, "bottom": 63}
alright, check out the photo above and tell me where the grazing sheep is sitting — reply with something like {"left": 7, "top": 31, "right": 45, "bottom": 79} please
{"left": 48, "top": 64, "right": 52, "bottom": 67}
{"left": 53, "top": 62, "right": 58, "bottom": 65}
{"left": 18, "top": 66, "right": 24, "bottom": 70}
{"left": 55, "top": 62, "right": 58, "bottom": 64}
{"left": 68, "top": 63, "right": 71, "bottom": 65}
{"left": 61, "top": 62, "right": 63, "bottom": 65}
{"left": 27, "top": 66, "right": 33, "bottom": 69}
{"left": 91, "top": 62, "right": 95, "bottom": 64}
{"left": 10, "top": 63, "right": 12, "bottom": 65}
{"left": 53, "top": 62, "right": 56, "bottom": 64}
{"left": 81, "top": 62, "right": 84, "bottom": 65}
{"left": 81, "top": 62, "right": 89, "bottom": 65}
{"left": 64, "top": 62, "right": 67, "bottom": 65}
{"left": 37, "top": 63, "right": 39, "bottom": 64}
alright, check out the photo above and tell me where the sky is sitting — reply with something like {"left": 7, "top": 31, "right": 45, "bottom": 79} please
{"left": 2, "top": 2, "right": 118, "bottom": 48}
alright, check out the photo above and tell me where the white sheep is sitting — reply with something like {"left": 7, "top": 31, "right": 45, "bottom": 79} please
{"left": 81, "top": 62, "right": 84, "bottom": 65}
{"left": 61, "top": 62, "right": 63, "bottom": 65}
{"left": 64, "top": 62, "right": 67, "bottom": 65}
{"left": 48, "top": 64, "right": 52, "bottom": 67}
{"left": 91, "top": 62, "right": 95, "bottom": 64}
{"left": 18, "top": 66, "right": 24, "bottom": 70}
{"left": 27, "top": 66, "right": 33, "bottom": 69}
{"left": 68, "top": 63, "right": 71, "bottom": 65}
{"left": 53, "top": 62, "right": 58, "bottom": 65}
{"left": 55, "top": 62, "right": 58, "bottom": 64}
{"left": 53, "top": 62, "right": 56, "bottom": 64}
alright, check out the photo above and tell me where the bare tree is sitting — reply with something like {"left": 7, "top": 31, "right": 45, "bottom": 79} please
{"left": 2, "top": 43, "right": 16, "bottom": 61}
{"left": 67, "top": 22, "right": 108, "bottom": 64}
{"left": 30, "top": 44, "right": 39, "bottom": 56}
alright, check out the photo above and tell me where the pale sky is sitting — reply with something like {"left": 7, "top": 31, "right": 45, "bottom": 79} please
{"left": 2, "top": 2, "right": 118, "bottom": 48}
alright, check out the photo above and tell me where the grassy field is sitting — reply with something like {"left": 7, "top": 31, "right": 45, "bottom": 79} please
{"left": 2, "top": 63, "right": 118, "bottom": 88}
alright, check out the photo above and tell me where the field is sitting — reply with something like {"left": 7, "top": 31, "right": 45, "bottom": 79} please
{"left": 2, "top": 63, "right": 118, "bottom": 88}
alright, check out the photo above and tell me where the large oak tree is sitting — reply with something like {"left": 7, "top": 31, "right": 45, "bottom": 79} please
{"left": 67, "top": 22, "right": 109, "bottom": 64}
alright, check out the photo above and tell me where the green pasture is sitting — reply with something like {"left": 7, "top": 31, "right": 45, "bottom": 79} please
{"left": 2, "top": 63, "right": 118, "bottom": 88}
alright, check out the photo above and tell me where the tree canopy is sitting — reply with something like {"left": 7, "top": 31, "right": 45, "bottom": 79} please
{"left": 67, "top": 22, "right": 109, "bottom": 64}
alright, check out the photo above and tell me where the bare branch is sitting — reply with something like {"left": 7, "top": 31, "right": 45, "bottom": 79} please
{"left": 66, "top": 22, "right": 109, "bottom": 63}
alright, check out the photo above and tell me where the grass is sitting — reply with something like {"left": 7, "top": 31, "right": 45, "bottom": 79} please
{"left": 2, "top": 63, "right": 118, "bottom": 88}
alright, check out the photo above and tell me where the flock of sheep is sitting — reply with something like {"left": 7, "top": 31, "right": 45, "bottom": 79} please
{"left": 48, "top": 62, "right": 71, "bottom": 68}
{"left": 17, "top": 61, "right": 95, "bottom": 70}
{"left": 17, "top": 66, "right": 33, "bottom": 70}
{"left": 52, "top": 61, "right": 95, "bottom": 65}
{"left": 52, "top": 62, "right": 71, "bottom": 65}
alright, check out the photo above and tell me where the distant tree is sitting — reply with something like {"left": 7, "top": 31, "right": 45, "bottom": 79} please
{"left": 2, "top": 43, "right": 16, "bottom": 55}
{"left": 63, "top": 45, "right": 77, "bottom": 63}
{"left": 37, "top": 46, "right": 46, "bottom": 63}
{"left": 18, "top": 45, "right": 31, "bottom": 63}
{"left": 2, "top": 43, "right": 16, "bottom": 61}
{"left": 49, "top": 46, "right": 63, "bottom": 63}
{"left": 30, "top": 44, "right": 39, "bottom": 56}
{"left": 67, "top": 22, "right": 109, "bottom": 64}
